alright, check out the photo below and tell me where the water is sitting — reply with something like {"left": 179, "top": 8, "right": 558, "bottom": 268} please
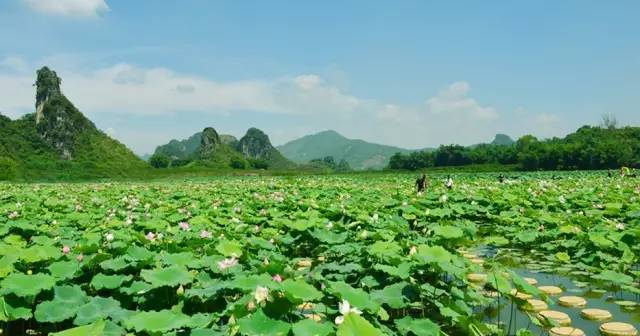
{"left": 474, "top": 247, "right": 640, "bottom": 335}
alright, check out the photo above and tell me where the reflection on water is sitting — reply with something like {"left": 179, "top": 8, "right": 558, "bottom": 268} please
{"left": 474, "top": 247, "right": 640, "bottom": 335}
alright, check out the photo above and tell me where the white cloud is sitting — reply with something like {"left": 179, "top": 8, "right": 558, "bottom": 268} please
{"left": 23, "top": 0, "right": 109, "bottom": 18}
{"left": 0, "top": 56, "right": 527, "bottom": 152}
{"left": 426, "top": 81, "right": 497, "bottom": 120}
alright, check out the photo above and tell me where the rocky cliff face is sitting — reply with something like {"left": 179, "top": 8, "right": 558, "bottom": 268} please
{"left": 237, "top": 128, "right": 275, "bottom": 159}
{"left": 199, "top": 127, "right": 222, "bottom": 159}
{"left": 34, "top": 67, "right": 96, "bottom": 159}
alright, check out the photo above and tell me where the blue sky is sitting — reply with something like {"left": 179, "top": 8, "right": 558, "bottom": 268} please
{"left": 1, "top": 0, "right": 639, "bottom": 154}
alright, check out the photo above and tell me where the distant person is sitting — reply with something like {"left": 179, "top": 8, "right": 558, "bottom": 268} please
{"left": 416, "top": 174, "right": 427, "bottom": 193}
{"left": 445, "top": 175, "right": 453, "bottom": 189}
{"left": 498, "top": 174, "right": 505, "bottom": 183}
{"left": 607, "top": 170, "right": 613, "bottom": 178}
{"left": 621, "top": 166, "right": 630, "bottom": 177}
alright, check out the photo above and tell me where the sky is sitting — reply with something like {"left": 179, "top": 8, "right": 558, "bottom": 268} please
{"left": 1, "top": 0, "right": 639, "bottom": 155}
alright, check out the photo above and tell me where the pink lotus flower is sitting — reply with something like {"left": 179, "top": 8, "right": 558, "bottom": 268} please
{"left": 179, "top": 222, "right": 190, "bottom": 231}
{"left": 62, "top": 246, "right": 71, "bottom": 254}
{"left": 145, "top": 232, "right": 156, "bottom": 241}
{"left": 200, "top": 230, "right": 212, "bottom": 239}
{"left": 76, "top": 254, "right": 84, "bottom": 262}
{"left": 272, "top": 274, "right": 283, "bottom": 282}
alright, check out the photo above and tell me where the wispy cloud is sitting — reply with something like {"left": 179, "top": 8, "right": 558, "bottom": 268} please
{"left": 23, "top": 0, "right": 109, "bottom": 18}
{"left": 0, "top": 56, "right": 563, "bottom": 153}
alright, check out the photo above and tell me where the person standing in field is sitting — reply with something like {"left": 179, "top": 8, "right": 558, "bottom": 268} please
{"left": 445, "top": 175, "right": 453, "bottom": 189}
{"left": 621, "top": 166, "right": 630, "bottom": 177}
{"left": 416, "top": 173, "right": 428, "bottom": 193}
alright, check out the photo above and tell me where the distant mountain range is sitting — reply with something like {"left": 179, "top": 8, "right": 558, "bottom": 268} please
{"left": 277, "top": 130, "right": 515, "bottom": 170}
{"left": 276, "top": 130, "right": 423, "bottom": 170}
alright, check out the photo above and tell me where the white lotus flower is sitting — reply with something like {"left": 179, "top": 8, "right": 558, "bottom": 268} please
{"left": 409, "top": 246, "right": 418, "bottom": 256}
{"left": 105, "top": 232, "right": 114, "bottom": 242}
{"left": 217, "top": 257, "right": 238, "bottom": 271}
{"left": 558, "top": 195, "right": 566, "bottom": 204}
{"left": 334, "top": 300, "right": 362, "bottom": 325}
{"left": 254, "top": 286, "right": 269, "bottom": 304}
{"left": 616, "top": 222, "right": 625, "bottom": 230}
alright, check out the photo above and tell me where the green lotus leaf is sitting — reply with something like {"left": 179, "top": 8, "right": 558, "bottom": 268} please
{"left": 21, "top": 245, "right": 62, "bottom": 263}
{"left": 292, "top": 319, "right": 333, "bottom": 336}
{"left": 124, "top": 309, "right": 191, "bottom": 333}
{"left": 74, "top": 296, "right": 122, "bottom": 325}
{"left": 237, "top": 309, "right": 291, "bottom": 336}
{"left": 592, "top": 270, "right": 633, "bottom": 285}
{"left": 328, "top": 281, "right": 379, "bottom": 313}
{"left": 48, "top": 260, "right": 80, "bottom": 280}
{"left": 125, "top": 245, "right": 155, "bottom": 261}
{"left": 0, "top": 273, "right": 55, "bottom": 297}
{"left": 119, "top": 280, "right": 154, "bottom": 295}
{"left": 0, "top": 255, "right": 17, "bottom": 278}
{"left": 414, "top": 245, "right": 452, "bottom": 264}
{"left": 90, "top": 273, "right": 132, "bottom": 290}
{"left": 216, "top": 240, "right": 243, "bottom": 257}
{"left": 0, "top": 296, "right": 32, "bottom": 321}
{"left": 395, "top": 316, "right": 440, "bottom": 336}
{"left": 373, "top": 263, "right": 411, "bottom": 280}
{"left": 161, "top": 252, "right": 195, "bottom": 266}
{"left": 49, "top": 320, "right": 106, "bottom": 336}
{"left": 35, "top": 299, "right": 77, "bottom": 322}
{"left": 281, "top": 279, "right": 323, "bottom": 302}
{"left": 99, "top": 256, "right": 131, "bottom": 271}
{"left": 371, "top": 282, "right": 409, "bottom": 309}
{"left": 432, "top": 225, "right": 464, "bottom": 239}
{"left": 141, "top": 265, "right": 194, "bottom": 288}
{"left": 367, "top": 241, "right": 402, "bottom": 261}
{"left": 487, "top": 272, "right": 512, "bottom": 294}
{"left": 336, "top": 313, "right": 383, "bottom": 336}
{"left": 555, "top": 252, "right": 570, "bottom": 262}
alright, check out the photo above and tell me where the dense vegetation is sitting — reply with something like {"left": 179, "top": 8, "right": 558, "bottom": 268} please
{"left": 0, "top": 113, "right": 147, "bottom": 180}
{"left": 389, "top": 126, "right": 640, "bottom": 171}
{"left": 150, "top": 127, "right": 294, "bottom": 171}
{"left": 0, "top": 172, "right": 638, "bottom": 335}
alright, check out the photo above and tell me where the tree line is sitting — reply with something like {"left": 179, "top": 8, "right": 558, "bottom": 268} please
{"left": 388, "top": 126, "right": 640, "bottom": 171}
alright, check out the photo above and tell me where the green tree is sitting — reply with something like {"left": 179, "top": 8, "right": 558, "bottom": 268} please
{"left": 149, "top": 153, "right": 171, "bottom": 168}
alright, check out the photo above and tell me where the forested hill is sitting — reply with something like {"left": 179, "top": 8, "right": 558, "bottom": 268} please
{"left": 277, "top": 130, "right": 417, "bottom": 170}
{"left": 388, "top": 126, "right": 640, "bottom": 171}
{"left": 0, "top": 67, "right": 147, "bottom": 180}
{"left": 149, "top": 127, "right": 294, "bottom": 170}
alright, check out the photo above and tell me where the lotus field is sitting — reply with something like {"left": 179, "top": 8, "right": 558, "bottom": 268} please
{"left": 0, "top": 173, "right": 639, "bottom": 335}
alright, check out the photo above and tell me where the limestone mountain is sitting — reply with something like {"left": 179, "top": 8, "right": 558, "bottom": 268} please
{"left": 196, "top": 127, "right": 245, "bottom": 168}
{"left": 152, "top": 127, "right": 292, "bottom": 169}
{"left": 0, "top": 67, "right": 146, "bottom": 180}
{"left": 236, "top": 128, "right": 293, "bottom": 169}
{"left": 277, "top": 130, "right": 417, "bottom": 170}
{"left": 491, "top": 133, "right": 515, "bottom": 146}
{"left": 154, "top": 130, "right": 238, "bottom": 161}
